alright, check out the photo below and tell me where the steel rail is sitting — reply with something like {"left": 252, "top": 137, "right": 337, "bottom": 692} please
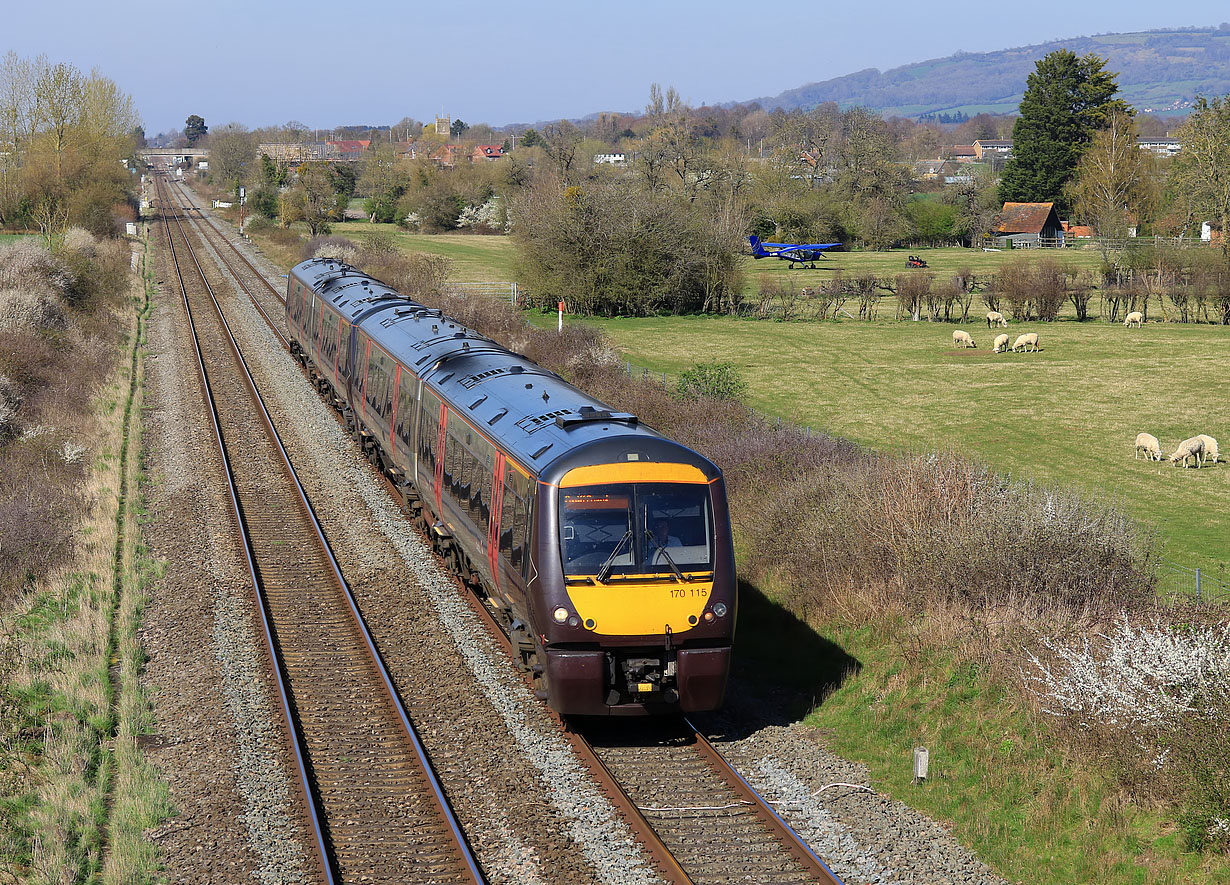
{"left": 156, "top": 176, "right": 487, "bottom": 884}
{"left": 684, "top": 717, "right": 846, "bottom": 885}
{"left": 154, "top": 178, "right": 334, "bottom": 885}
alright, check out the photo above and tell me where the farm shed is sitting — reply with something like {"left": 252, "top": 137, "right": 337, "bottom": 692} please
{"left": 994, "top": 202, "right": 1064, "bottom": 247}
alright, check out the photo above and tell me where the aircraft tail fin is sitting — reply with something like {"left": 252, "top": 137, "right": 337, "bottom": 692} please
{"left": 748, "top": 235, "right": 768, "bottom": 258}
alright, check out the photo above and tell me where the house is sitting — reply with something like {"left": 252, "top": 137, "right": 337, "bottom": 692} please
{"left": 327, "top": 139, "right": 371, "bottom": 161}
{"left": 1061, "top": 221, "right": 1095, "bottom": 238}
{"left": 945, "top": 145, "right": 978, "bottom": 162}
{"left": 994, "top": 202, "right": 1064, "bottom": 246}
{"left": 594, "top": 151, "right": 627, "bottom": 166}
{"left": 392, "top": 141, "right": 418, "bottom": 159}
{"left": 430, "top": 144, "right": 464, "bottom": 167}
{"left": 1136, "top": 136, "right": 1181, "bottom": 158}
{"left": 258, "top": 142, "right": 332, "bottom": 164}
{"left": 913, "top": 159, "right": 959, "bottom": 180}
{"left": 472, "top": 144, "right": 505, "bottom": 162}
{"left": 973, "top": 140, "right": 1013, "bottom": 160}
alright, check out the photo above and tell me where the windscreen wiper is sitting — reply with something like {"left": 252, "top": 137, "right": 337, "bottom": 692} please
{"left": 646, "top": 531, "right": 686, "bottom": 582}
{"left": 596, "top": 529, "right": 633, "bottom": 583}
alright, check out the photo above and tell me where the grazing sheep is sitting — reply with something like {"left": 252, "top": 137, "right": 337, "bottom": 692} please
{"left": 1169, "top": 436, "right": 1205, "bottom": 468}
{"left": 986, "top": 310, "right": 1008, "bottom": 328}
{"left": 952, "top": 329, "right": 976, "bottom": 348}
{"left": 1135, "top": 432, "right": 1164, "bottom": 461}
{"left": 993, "top": 333, "right": 1010, "bottom": 353}
{"left": 1011, "top": 332, "right": 1039, "bottom": 353}
{"left": 1124, "top": 311, "right": 1144, "bottom": 328}
{"left": 1196, "top": 434, "right": 1220, "bottom": 465}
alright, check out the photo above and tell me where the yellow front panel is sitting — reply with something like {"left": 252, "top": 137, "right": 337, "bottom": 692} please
{"left": 558, "top": 462, "right": 710, "bottom": 487}
{"left": 565, "top": 581, "right": 712, "bottom": 635}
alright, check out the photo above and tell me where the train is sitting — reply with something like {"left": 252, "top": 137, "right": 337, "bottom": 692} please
{"left": 285, "top": 258, "right": 736, "bottom": 715}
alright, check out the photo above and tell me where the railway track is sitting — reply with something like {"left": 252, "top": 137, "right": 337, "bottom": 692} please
{"left": 153, "top": 175, "right": 485, "bottom": 885}
{"left": 579, "top": 719, "right": 844, "bottom": 885}
{"left": 165, "top": 182, "right": 846, "bottom": 885}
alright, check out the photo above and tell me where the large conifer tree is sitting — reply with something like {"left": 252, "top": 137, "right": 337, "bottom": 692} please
{"left": 999, "top": 50, "right": 1130, "bottom": 215}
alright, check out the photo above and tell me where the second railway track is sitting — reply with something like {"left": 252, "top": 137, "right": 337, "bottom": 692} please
{"left": 154, "top": 175, "right": 484, "bottom": 885}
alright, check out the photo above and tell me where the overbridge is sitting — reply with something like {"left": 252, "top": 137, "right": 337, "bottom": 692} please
{"left": 139, "top": 147, "right": 210, "bottom": 166}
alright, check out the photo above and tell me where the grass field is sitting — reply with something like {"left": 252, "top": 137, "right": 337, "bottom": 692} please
{"left": 266, "top": 227, "right": 1226, "bottom": 576}
{"left": 314, "top": 228, "right": 1119, "bottom": 294}
{"left": 329, "top": 223, "right": 519, "bottom": 281}
{"left": 582, "top": 313, "right": 1229, "bottom": 579}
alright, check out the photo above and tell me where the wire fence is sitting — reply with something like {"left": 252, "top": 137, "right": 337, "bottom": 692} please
{"left": 1157, "top": 560, "right": 1230, "bottom": 607}
{"left": 450, "top": 281, "right": 519, "bottom": 304}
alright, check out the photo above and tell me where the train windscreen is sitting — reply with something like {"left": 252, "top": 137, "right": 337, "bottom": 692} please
{"left": 559, "top": 483, "right": 713, "bottom": 578}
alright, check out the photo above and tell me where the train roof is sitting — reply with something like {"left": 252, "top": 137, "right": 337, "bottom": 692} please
{"left": 290, "top": 259, "right": 721, "bottom": 486}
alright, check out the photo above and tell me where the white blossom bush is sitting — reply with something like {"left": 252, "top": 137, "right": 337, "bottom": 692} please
{"left": 1024, "top": 617, "right": 1230, "bottom": 731}
{"left": 456, "top": 198, "right": 506, "bottom": 231}
{"left": 403, "top": 212, "right": 422, "bottom": 231}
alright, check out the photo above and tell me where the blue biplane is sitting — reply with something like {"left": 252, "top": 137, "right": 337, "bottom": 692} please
{"left": 748, "top": 235, "right": 841, "bottom": 269}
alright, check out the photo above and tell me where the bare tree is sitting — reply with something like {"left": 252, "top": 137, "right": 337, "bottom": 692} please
{"left": 1069, "top": 110, "right": 1155, "bottom": 254}
{"left": 32, "top": 60, "right": 84, "bottom": 183}
{"left": 1172, "top": 95, "right": 1230, "bottom": 263}
{"left": 209, "top": 123, "right": 257, "bottom": 191}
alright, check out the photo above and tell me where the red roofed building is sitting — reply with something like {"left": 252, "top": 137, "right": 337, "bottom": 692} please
{"left": 472, "top": 144, "right": 505, "bottom": 162}
{"left": 946, "top": 145, "right": 978, "bottom": 162}
{"left": 430, "top": 144, "right": 464, "bottom": 167}
{"left": 327, "top": 139, "right": 371, "bottom": 160}
{"left": 1061, "top": 221, "right": 1095, "bottom": 239}
{"left": 994, "top": 202, "right": 1064, "bottom": 246}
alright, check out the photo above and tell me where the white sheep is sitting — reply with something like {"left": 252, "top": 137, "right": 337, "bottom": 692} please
{"left": 1196, "top": 434, "right": 1220, "bottom": 465}
{"left": 1134, "top": 432, "right": 1164, "bottom": 461}
{"left": 986, "top": 310, "right": 1008, "bottom": 328}
{"left": 1124, "top": 311, "right": 1144, "bottom": 328}
{"left": 1169, "top": 436, "right": 1205, "bottom": 468}
{"left": 992, "top": 333, "right": 1010, "bottom": 353}
{"left": 1011, "top": 332, "right": 1039, "bottom": 353}
{"left": 952, "top": 329, "right": 976, "bottom": 348}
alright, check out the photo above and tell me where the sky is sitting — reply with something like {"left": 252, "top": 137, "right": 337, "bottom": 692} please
{"left": 6, "top": 1, "right": 1230, "bottom": 136}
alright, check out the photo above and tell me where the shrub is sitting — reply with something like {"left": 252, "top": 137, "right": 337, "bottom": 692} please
{"left": 1025, "top": 618, "right": 1230, "bottom": 851}
{"left": 676, "top": 362, "right": 749, "bottom": 403}
{"left": 304, "top": 234, "right": 358, "bottom": 263}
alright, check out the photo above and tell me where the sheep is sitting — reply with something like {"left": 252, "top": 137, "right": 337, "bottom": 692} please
{"left": 1134, "top": 432, "right": 1164, "bottom": 461}
{"left": 992, "top": 333, "right": 1010, "bottom": 353}
{"left": 1196, "top": 434, "right": 1220, "bottom": 465}
{"left": 1168, "top": 436, "right": 1205, "bottom": 468}
{"left": 986, "top": 310, "right": 1008, "bottom": 328}
{"left": 1124, "top": 311, "right": 1144, "bottom": 328}
{"left": 1011, "top": 332, "right": 1039, "bottom": 352}
{"left": 952, "top": 329, "right": 976, "bottom": 348}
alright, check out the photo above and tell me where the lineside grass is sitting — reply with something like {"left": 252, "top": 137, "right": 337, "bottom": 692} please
{"left": 0, "top": 238, "right": 169, "bottom": 882}
{"left": 584, "top": 314, "right": 1228, "bottom": 576}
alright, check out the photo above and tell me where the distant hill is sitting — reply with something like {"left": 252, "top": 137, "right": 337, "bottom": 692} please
{"left": 746, "top": 26, "right": 1230, "bottom": 118}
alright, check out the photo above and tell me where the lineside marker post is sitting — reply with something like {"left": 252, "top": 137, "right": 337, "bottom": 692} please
{"left": 558, "top": 300, "right": 563, "bottom": 334}
{"left": 913, "top": 746, "right": 929, "bottom": 784}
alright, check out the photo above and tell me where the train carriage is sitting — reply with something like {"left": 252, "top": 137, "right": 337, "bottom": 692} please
{"left": 287, "top": 257, "right": 736, "bottom": 715}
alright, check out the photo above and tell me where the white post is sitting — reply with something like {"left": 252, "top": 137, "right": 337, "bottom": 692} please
{"left": 912, "top": 747, "right": 929, "bottom": 783}
{"left": 558, "top": 300, "right": 563, "bottom": 334}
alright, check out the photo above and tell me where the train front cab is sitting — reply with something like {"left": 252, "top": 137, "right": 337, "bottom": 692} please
{"left": 538, "top": 459, "right": 736, "bottom": 716}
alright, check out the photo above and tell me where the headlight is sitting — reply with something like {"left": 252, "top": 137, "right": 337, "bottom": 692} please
{"left": 713, "top": 602, "right": 728, "bottom": 618}
{"left": 553, "top": 607, "right": 569, "bottom": 623}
